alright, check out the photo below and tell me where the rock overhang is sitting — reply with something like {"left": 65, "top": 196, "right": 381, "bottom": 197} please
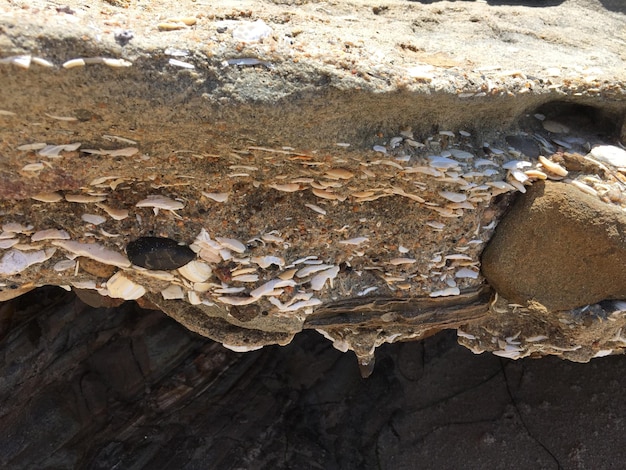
{"left": 0, "top": 0, "right": 625, "bottom": 375}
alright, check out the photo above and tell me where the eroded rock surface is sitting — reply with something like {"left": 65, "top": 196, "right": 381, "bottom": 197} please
{"left": 0, "top": 0, "right": 625, "bottom": 367}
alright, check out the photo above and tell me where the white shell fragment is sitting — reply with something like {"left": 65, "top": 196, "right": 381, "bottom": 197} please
{"left": 296, "top": 264, "right": 335, "bottom": 278}
{"left": 178, "top": 260, "right": 212, "bottom": 283}
{"left": 250, "top": 279, "right": 296, "bottom": 298}
{"left": 252, "top": 255, "right": 285, "bottom": 268}
{"left": 53, "top": 259, "right": 77, "bottom": 272}
{"left": 232, "top": 20, "right": 272, "bottom": 43}
{"left": 65, "top": 194, "right": 106, "bottom": 203}
{"left": 310, "top": 266, "right": 340, "bottom": 291}
{"left": 305, "top": 203, "right": 326, "bottom": 215}
{"left": 218, "top": 296, "right": 259, "bottom": 306}
{"left": 216, "top": 237, "right": 246, "bottom": 253}
{"left": 388, "top": 258, "right": 417, "bottom": 265}
{"left": 52, "top": 240, "right": 131, "bottom": 268}
{"left": 31, "top": 229, "right": 70, "bottom": 242}
{"left": 590, "top": 145, "right": 626, "bottom": 168}
{"left": 106, "top": 272, "right": 146, "bottom": 300}
{"left": 339, "top": 237, "right": 369, "bottom": 246}
{"left": 428, "top": 156, "right": 459, "bottom": 169}
{"left": 269, "top": 183, "right": 301, "bottom": 193}
{"left": 161, "top": 284, "right": 185, "bottom": 300}
{"left": 32, "top": 191, "right": 63, "bottom": 203}
{"left": 438, "top": 191, "right": 467, "bottom": 203}
{"left": 136, "top": 195, "right": 184, "bottom": 210}
{"left": 430, "top": 287, "right": 461, "bottom": 297}
{"left": 38, "top": 142, "right": 81, "bottom": 157}
{"left": 96, "top": 204, "right": 129, "bottom": 220}
{"left": 455, "top": 267, "right": 479, "bottom": 279}
{"left": 82, "top": 147, "right": 138, "bottom": 157}
{"left": 202, "top": 192, "right": 229, "bottom": 202}
{"left": 538, "top": 156, "right": 568, "bottom": 177}
{"left": 0, "top": 248, "right": 56, "bottom": 275}
{"left": 82, "top": 214, "right": 107, "bottom": 225}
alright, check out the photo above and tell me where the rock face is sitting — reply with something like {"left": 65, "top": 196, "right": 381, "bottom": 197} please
{"left": 0, "top": 0, "right": 625, "bottom": 367}
{"left": 481, "top": 181, "right": 626, "bottom": 311}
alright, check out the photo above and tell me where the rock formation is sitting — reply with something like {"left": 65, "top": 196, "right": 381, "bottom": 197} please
{"left": 0, "top": 0, "right": 625, "bottom": 374}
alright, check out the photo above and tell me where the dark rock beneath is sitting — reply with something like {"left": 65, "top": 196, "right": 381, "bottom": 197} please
{"left": 481, "top": 180, "right": 626, "bottom": 310}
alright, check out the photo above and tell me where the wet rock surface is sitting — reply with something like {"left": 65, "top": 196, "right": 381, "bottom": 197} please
{"left": 482, "top": 180, "right": 626, "bottom": 310}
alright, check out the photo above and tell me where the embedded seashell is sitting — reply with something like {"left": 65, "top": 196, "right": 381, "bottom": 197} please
{"left": 524, "top": 169, "right": 548, "bottom": 180}
{"left": 53, "top": 240, "right": 131, "bottom": 268}
{"left": 106, "top": 272, "right": 146, "bottom": 300}
{"left": 82, "top": 214, "right": 107, "bottom": 225}
{"left": 0, "top": 248, "right": 55, "bottom": 275}
{"left": 296, "top": 264, "right": 335, "bottom": 278}
{"left": 269, "top": 183, "right": 301, "bottom": 192}
{"left": 178, "top": 260, "right": 212, "bottom": 282}
{"left": 538, "top": 156, "right": 568, "bottom": 177}
{"left": 542, "top": 120, "right": 570, "bottom": 134}
{"left": 438, "top": 191, "right": 467, "bottom": 203}
{"left": 53, "top": 259, "right": 76, "bottom": 272}
{"left": 428, "top": 156, "right": 459, "bottom": 169}
{"left": 250, "top": 279, "right": 296, "bottom": 298}
{"left": 96, "top": 204, "right": 129, "bottom": 220}
{"left": 502, "top": 160, "right": 532, "bottom": 170}
{"left": 473, "top": 159, "right": 499, "bottom": 167}
{"left": 448, "top": 149, "right": 474, "bottom": 160}
{"left": 126, "top": 237, "right": 195, "bottom": 270}
{"left": 215, "top": 237, "right": 246, "bottom": 253}
{"left": 339, "top": 237, "right": 369, "bottom": 246}
{"left": 217, "top": 296, "right": 258, "bottom": 306}
{"left": 324, "top": 168, "right": 354, "bottom": 180}
{"left": 0, "top": 239, "right": 19, "bottom": 249}
{"left": 202, "top": 192, "right": 229, "bottom": 202}
{"left": 135, "top": 195, "right": 184, "bottom": 210}
{"left": 188, "top": 291, "right": 202, "bottom": 305}
{"left": 310, "top": 266, "right": 340, "bottom": 291}
{"left": 31, "top": 229, "right": 70, "bottom": 242}
{"left": 455, "top": 267, "right": 479, "bottom": 279}
{"left": 31, "top": 191, "right": 63, "bottom": 203}
{"left": 252, "top": 255, "right": 285, "bottom": 268}
{"left": 590, "top": 145, "right": 626, "bottom": 168}
{"left": 429, "top": 287, "right": 461, "bottom": 297}
{"left": 65, "top": 194, "right": 106, "bottom": 203}
{"left": 2, "top": 222, "right": 33, "bottom": 233}
{"left": 388, "top": 258, "right": 417, "bottom": 265}
{"left": 161, "top": 284, "right": 184, "bottom": 300}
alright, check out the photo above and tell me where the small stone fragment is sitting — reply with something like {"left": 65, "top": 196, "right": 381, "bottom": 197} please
{"left": 126, "top": 237, "right": 196, "bottom": 270}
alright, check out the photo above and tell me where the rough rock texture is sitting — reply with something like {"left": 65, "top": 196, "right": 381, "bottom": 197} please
{"left": 482, "top": 180, "right": 626, "bottom": 310}
{"left": 0, "top": 0, "right": 625, "bottom": 367}
{"left": 4, "top": 288, "right": 626, "bottom": 468}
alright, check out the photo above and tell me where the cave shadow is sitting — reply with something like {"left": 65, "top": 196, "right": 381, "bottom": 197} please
{"left": 598, "top": 0, "right": 626, "bottom": 13}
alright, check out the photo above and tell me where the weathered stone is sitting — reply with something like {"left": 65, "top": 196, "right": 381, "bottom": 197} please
{"left": 481, "top": 181, "right": 626, "bottom": 310}
{"left": 0, "top": 0, "right": 625, "bottom": 364}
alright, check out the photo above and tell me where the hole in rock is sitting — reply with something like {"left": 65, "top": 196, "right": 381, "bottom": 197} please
{"left": 532, "top": 101, "right": 621, "bottom": 139}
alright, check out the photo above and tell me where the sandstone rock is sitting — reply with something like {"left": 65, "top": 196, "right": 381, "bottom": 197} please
{"left": 481, "top": 180, "right": 626, "bottom": 310}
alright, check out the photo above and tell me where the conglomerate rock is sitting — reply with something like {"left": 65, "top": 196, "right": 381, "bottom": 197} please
{"left": 0, "top": 0, "right": 626, "bottom": 372}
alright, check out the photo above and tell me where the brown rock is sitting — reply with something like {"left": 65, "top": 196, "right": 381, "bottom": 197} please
{"left": 481, "top": 181, "right": 626, "bottom": 310}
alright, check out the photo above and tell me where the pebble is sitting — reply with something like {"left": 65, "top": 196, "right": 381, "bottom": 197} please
{"left": 126, "top": 237, "right": 196, "bottom": 270}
